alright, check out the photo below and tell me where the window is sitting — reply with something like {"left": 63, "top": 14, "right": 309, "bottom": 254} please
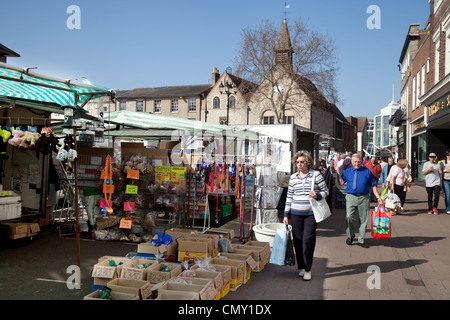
{"left": 188, "top": 98, "right": 196, "bottom": 112}
{"left": 382, "top": 116, "right": 390, "bottom": 147}
{"left": 283, "top": 116, "right": 294, "bottom": 124}
{"left": 154, "top": 100, "right": 161, "bottom": 113}
{"left": 416, "top": 71, "right": 420, "bottom": 107}
{"left": 412, "top": 77, "right": 416, "bottom": 109}
{"left": 263, "top": 116, "right": 275, "bottom": 124}
{"left": 136, "top": 100, "right": 143, "bottom": 112}
{"left": 435, "top": 40, "right": 440, "bottom": 85}
{"left": 213, "top": 96, "right": 220, "bottom": 109}
{"left": 171, "top": 99, "right": 178, "bottom": 112}
{"left": 119, "top": 100, "right": 127, "bottom": 111}
{"left": 435, "top": 0, "right": 443, "bottom": 13}
{"left": 445, "top": 21, "right": 450, "bottom": 76}
{"left": 229, "top": 96, "right": 236, "bottom": 108}
{"left": 421, "top": 65, "right": 425, "bottom": 96}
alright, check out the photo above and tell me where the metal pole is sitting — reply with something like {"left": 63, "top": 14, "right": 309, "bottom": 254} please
{"left": 73, "top": 127, "right": 81, "bottom": 277}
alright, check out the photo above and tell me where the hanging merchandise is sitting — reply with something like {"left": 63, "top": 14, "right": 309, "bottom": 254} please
{"left": 8, "top": 127, "right": 24, "bottom": 147}
{"left": 101, "top": 156, "right": 114, "bottom": 215}
{"left": 57, "top": 134, "right": 78, "bottom": 173}
{"left": 37, "top": 126, "right": 60, "bottom": 155}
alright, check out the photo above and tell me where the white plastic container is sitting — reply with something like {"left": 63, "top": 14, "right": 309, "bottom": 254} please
{"left": 252, "top": 223, "right": 292, "bottom": 247}
{"left": 0, "top": 196, "right": 22, "bottom": 221}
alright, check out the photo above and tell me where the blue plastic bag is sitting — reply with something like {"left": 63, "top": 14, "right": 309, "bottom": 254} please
{"left": 269, "top": 227, "right": 288, "bottom": 266}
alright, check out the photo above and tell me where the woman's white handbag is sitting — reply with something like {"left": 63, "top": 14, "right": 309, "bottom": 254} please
{"left": 310, "top": 172, "right": 332, "bottom": 223}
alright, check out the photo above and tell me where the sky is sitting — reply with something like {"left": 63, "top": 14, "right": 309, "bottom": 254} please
{"left": 0, "top": 0, "right": 431, "bottom": 119}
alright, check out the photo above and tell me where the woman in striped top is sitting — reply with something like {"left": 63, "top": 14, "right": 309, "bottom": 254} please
{"left": 283, "top": 150, "right": 329, "bottom": 281}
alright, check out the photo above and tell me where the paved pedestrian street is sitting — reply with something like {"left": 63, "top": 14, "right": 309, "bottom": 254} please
{"left": 0, "top": 183, "right": 449, "bottom": 301}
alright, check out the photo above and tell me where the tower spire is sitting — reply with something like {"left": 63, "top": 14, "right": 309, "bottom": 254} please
{"left": 275, "top": 18, "right": 293, "bottom": 70}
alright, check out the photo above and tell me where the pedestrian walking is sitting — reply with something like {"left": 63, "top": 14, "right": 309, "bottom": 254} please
{"left": 365, "top": 156, "right": 382, "bottom": 201}
{"left": 283, "top": 150, "right": 329, "bottom": 281}
{"left": 389, "top": 159, "right": 410, "bottom": 213}
{"left": 441, "top": 150, "right": 450, "bottom": 214}
{"left": 380, "top": 157, "right": 395, "bottom": 187}
{"left": 422, "top": 152, "right": 443, "bottom": 215}
{"left": 324, "top": 161, "right": 336, "bottom": 212}
{"left": 337, "top": 153, "right": 383, "bottom": 248}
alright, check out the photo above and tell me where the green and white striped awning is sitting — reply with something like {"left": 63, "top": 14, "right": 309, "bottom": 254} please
{"left": 0, "top": 62, "right": 114, "bottom": 111}
{"left": 104, "top": 110, "right": 259, "bottom": 140}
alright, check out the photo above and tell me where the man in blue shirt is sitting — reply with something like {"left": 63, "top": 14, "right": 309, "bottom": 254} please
{"left": 338, "top": 153, "right": 384, "bottom": 248}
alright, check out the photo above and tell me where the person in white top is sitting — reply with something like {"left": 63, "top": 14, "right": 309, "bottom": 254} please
{"left": 422, "top": 153, "right": 443, "bottom": 215}
{"left": 442, "top": 150, "right": 450, "bottom": 214}
{"left": 389, "top": 159, "right": 411, "bottom": 213}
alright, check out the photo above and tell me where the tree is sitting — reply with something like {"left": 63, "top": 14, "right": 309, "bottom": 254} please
{"left": 233, "top": 18, "right": 339, "bottom": 124}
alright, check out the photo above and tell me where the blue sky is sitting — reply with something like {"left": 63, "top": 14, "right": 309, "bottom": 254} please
{"left": 1, "top": 0, "right": 430, "bottom": 119}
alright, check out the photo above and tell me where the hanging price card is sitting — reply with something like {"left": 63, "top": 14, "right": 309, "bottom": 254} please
{"left": 125, "top": 185, "right": 138, "bottom": 194}
{"left": 127, "top": 169, "right": 139, "bottom": 180}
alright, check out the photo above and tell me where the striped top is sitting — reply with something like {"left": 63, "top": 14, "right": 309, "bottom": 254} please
{"left": 284, "top": 169, "right": 329, "bottom": 217}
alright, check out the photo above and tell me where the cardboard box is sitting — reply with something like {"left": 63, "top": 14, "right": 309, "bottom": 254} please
{"left": 191, "top": 264, "right": 231, "bottom": 298}
{"left": 146, "top": 262, "right": 182, "bottom": 284}
{"left": 1, "top": 223, "right": 28, "bottom": 239}
{"left": 232, "top": 241, "right": 270, "bottom": 272}
{"left": 165, "top": 228, "right": 198, "bottom": 241}
{"left": 208, "top": 258, "right": 245, "bottom": 291}
{"left": 177, "top": 237, "right": 211, "bottom": 263}
{"left": 106, "top": 278, "right": 152, "bottom": 300}
{"left": 83, "top": 289, "right": 139, "bottom": 300}
{"left": 97, "top": 256, "right": 131, "bottom": 263}
{"left": 180, "top": 269, "right": 222, "bottom": 300}
{"left": 219, "top": 252, "right": 256, "bottom": 284}
{"left": 159, "top": 141, "right": 179, "bottom": 150}
{"left": 120, "top": 142, "right": 169, "bottom": 165}
{"left": 206, "top": 228, "right": 235, "bottom": 240}
{"left": 157, "top": 280, "right": 211, "bottom": 300}
{"left": 176, "top": 277, "right": 218, "bottom": 300}
{"left": 22, "top": 222, "right": 40, "bottom": 236}
{"left": 185, "top": 233, "right": 219, "bottom": 257}
{"left": 120, "top": 259, "right": 159, "bottom": 281}
{"left": 137, "top": 242, "right": 178, "bottom": 258}
{"left": 91, "top": 258, "right": 129, "bottom": 286}
{"left": 155, "top": 291, "right": 199, "bottom": 300}
{"left": 231, "top": 248, "right": 262, "bottom": 272}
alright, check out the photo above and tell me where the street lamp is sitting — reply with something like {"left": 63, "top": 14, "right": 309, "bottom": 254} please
{"left": 219, "top": 80, "right": 237, "bottom": 125}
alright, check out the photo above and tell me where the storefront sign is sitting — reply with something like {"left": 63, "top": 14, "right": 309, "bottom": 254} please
{"left": 412, "top": 121, "right": 425, "bottom": 134}
{"left": 428, "top": 93, "right": 450, "bottom": 120}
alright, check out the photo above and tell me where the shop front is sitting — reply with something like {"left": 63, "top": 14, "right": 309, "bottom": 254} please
{"left": 416, "top": 77, "right": 450, "bottom": 180}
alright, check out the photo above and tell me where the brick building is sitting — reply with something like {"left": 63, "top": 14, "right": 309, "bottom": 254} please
{"left": 401, "top": 0, "right": 450, "bottom": 179}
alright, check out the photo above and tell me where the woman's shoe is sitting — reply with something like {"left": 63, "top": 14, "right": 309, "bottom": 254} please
{"left": 298, "top": 269, "right": 305, "bottom": 277}
{"left": 303, "top": 271, "right": 311, "bottom": 281}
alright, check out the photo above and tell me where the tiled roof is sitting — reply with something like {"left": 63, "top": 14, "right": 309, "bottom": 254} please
{"left": 116, "top": 84, "right": 211, "bottom": 99}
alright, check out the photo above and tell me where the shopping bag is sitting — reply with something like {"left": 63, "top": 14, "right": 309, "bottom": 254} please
{"left": 310, "top": 172, "right": 332, "bottom": 223}
{"left": 310, "top": 197, "right": 332, "bottom": 223}
{"left": 285, "top": 224, "right": 295, "bottom": 266}
{"left": 269, "top": 226, "right": 288, "bottom": 266}
{"left": 371, "top": 205, "right": 391, "bottom": 239}
{"left": 380, "top": 186, "right": 389, "bottom": 200}
{"left": 384, "top": 190, "right": 401, "bottom": 210}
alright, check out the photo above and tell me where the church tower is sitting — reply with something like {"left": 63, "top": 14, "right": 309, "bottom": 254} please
{"left": 274, "top": 18, "right": 294, "bottom": 71}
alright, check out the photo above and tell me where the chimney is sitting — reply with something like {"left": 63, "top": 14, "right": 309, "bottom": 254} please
{"left": 212, "top": 67, "right": 220, "bottom": 85}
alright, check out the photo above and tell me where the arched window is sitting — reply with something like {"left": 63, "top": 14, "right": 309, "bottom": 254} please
{"left": 213, "top": 96, "right": 220, "bottom": 109}
{"left": 229, "top": 96, "right": 236, "bottom": 108}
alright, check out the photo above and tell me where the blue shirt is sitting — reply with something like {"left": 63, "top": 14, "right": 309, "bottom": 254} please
{"left": 342, "top": 166, "right": 377, "bottom": 195}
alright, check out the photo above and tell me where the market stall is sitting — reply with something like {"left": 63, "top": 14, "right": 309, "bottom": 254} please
{"left": 77, "top": 110, "right": 261, "bottom": 240}
{"left": 0, "top": 62, "right": 114, "bottom": 255}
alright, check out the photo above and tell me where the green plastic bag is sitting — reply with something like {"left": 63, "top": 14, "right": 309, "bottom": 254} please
{"left": 380, "top": 186, "right": 389, "bottom": 200}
